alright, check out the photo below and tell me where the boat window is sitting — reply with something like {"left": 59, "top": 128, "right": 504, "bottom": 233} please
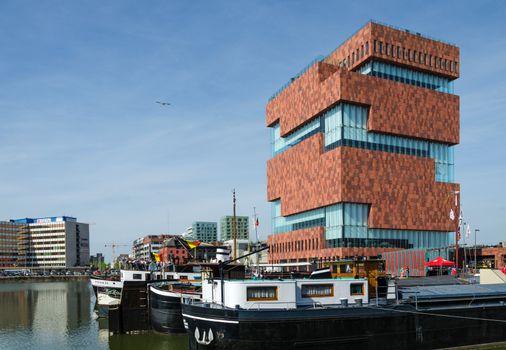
{"left": 180, "top": 275, "right": 188, "bottom": 280}
{"left": 133, "top": 273, "right": 142, "bottom": 280}
{"left": 350, "top": 283, "right": 364, "bottom": 296}
{"left": 246, "top": 286, "right": 278, "bottom": 301}
{"left": 332, "top": 265, "right": 338, "bottom": 273}
{"left": 301, "top": 284, "right": 334, "bottom": 298}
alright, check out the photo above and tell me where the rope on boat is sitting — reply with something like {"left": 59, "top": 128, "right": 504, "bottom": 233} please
{"left": 366, "top": 306, "right": 506, "bottom": 324}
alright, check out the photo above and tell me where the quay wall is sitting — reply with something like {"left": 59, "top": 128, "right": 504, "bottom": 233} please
{"left": 0, "top": 276, "right": 89, "bottom": 283}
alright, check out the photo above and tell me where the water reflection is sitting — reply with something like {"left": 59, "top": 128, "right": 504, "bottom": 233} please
{"left": 0, "top": 280, "right": 188, "bottom": 350}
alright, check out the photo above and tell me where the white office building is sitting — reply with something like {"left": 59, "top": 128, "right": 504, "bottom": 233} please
{"left": 10, "top": 216, "right": 90, "bottom": 268}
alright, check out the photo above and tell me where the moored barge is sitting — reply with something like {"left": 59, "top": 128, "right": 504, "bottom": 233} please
{"left": 150, "top": 282, "right": 201, "bottom": 333}
{"left": 182, "top": 278, "right": 506, "bottom": 349}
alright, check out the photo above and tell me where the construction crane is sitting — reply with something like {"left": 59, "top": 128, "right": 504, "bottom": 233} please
{"left": 104, "top": 242, "right": 129, "bottom": 265}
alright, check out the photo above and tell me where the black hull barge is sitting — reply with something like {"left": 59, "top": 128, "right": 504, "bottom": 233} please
{"left": 182, "top": 281, "right": 506, "bottom": 350}
{"left": 150, "top": 283, "right": 201, "bottom": 334}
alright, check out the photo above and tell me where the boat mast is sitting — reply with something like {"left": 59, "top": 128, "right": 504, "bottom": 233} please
{"left": 253, "top": 206, "right": 259, "bottom": 275}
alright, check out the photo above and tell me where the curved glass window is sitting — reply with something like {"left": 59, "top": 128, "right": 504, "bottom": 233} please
{"left": 271, "top": 119, "right": 321, "bottom": 156}
{"left": 356, "top": 60, "right": 454, "bottom": 94}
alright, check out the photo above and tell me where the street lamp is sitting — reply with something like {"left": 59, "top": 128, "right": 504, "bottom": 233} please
{"left": 474, "top": 229, "right": 480, "bottom": 271}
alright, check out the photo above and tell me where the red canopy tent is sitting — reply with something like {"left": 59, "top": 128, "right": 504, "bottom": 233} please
{"left": 424, "top": 256, "right": 455, "bottom": 267}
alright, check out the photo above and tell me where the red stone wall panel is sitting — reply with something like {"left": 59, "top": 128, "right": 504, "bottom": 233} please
{"left": 267, "top": 133, "right": 342, "bottom": 215}
{"left": 267, "top": 68, "right": 459, "bottom": 144}
{"left": 265, "top": 62, "right": 340, "bottom": 131}
{"left": 340, "top": 147, "right": 459, "bottom": 231}
{"left": 267, "top": 134, "right": 459, "bottom": 232}
{"left": 341, "top": 70, "right": 459, "bottom": 144}
{"left": 324, "top": 22, "right": 459, "bottom": 79}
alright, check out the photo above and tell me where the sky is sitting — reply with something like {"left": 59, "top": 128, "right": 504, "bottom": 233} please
{"left": 1, "top": 1, "right": 505, "bottom": 261}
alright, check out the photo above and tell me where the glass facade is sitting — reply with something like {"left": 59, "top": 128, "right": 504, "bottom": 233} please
{"left": 324, "top": 103, "right": 455, "bottom": 183}
{"left": 271, "top": 103, "right": 455, "bottom": 183}
{"left": 271, "top": 119, "right": 321, "bottom": 157}
{"left": 272, "top": 200, "right": 452, "bottom": 249}
{"left": 356, "top": 60, "right": 454, "bottom": 94}
{"left": 271, "top": 200, "right": 325, "bottom": 234}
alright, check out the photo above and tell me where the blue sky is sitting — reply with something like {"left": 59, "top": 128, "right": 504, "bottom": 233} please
{"left": 1, "top": 1, "right": 505, "bottom": 261}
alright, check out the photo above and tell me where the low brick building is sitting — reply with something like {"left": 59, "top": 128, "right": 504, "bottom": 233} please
{"left": 476, "top": 246, "right": 506, "bottom": 269}
{"left": 158, "top": 237, "right": 189, "bottom": 265}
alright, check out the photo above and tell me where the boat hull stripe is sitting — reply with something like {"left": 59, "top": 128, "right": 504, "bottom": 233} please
{"left": 182, "top": 313, "right": 239, "bottom": 324}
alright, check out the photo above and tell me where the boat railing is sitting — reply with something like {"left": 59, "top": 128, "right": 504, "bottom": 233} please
{"left": 303, "top": 301, "right": 326, "bottom": 309}
{"left": 246, "top": 302, "right": 296, "bottom": 310}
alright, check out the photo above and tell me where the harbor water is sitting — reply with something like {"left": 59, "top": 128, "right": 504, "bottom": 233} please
{"left": 0, "top": 280, "right": 188, "bottom": 350}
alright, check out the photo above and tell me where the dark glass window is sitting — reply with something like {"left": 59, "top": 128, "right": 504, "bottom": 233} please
{"left": 365, "top": 42, "right": 369, "bottom": 55}
{"left": 350, "top": 283, "right": 364, "bottom": 296}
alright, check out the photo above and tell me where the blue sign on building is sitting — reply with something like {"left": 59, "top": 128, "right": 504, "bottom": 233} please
{"left": 10, "top": 216, "right": 77, "bottom": 224}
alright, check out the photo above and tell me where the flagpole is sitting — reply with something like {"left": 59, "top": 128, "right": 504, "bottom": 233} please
{"left": 474, "top": 229, "right": 480, "bottom": 272}
{"left": 253, "top": 206, "right": 259, "bottom": 275}
{"left": 233, "top": 189, "right": 237, "bottom": 261}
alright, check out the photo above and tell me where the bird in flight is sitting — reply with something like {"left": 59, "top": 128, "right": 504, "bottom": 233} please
{"left": 156, "top": 101, "right": 171, "bottom": 106}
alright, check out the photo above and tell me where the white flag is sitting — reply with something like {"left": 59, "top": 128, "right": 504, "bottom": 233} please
{"left": 449, "top": 209, "right": 455, "bottom": 221}
{"left": 466, "top": 224, "right": 471, "bottom": 240}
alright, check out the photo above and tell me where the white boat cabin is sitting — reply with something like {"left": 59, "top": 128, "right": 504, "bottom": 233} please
{"left": 163, "top": 271, "right": 201, "bottom": 282}
{"left": 202, "top": 278, "right": 368, "bottom": 309}
{"left": 121, "top": 270, "right": 157, "bottom": 281}
{"left": 120, "top": 270, "right": 200, "bottom": 282}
